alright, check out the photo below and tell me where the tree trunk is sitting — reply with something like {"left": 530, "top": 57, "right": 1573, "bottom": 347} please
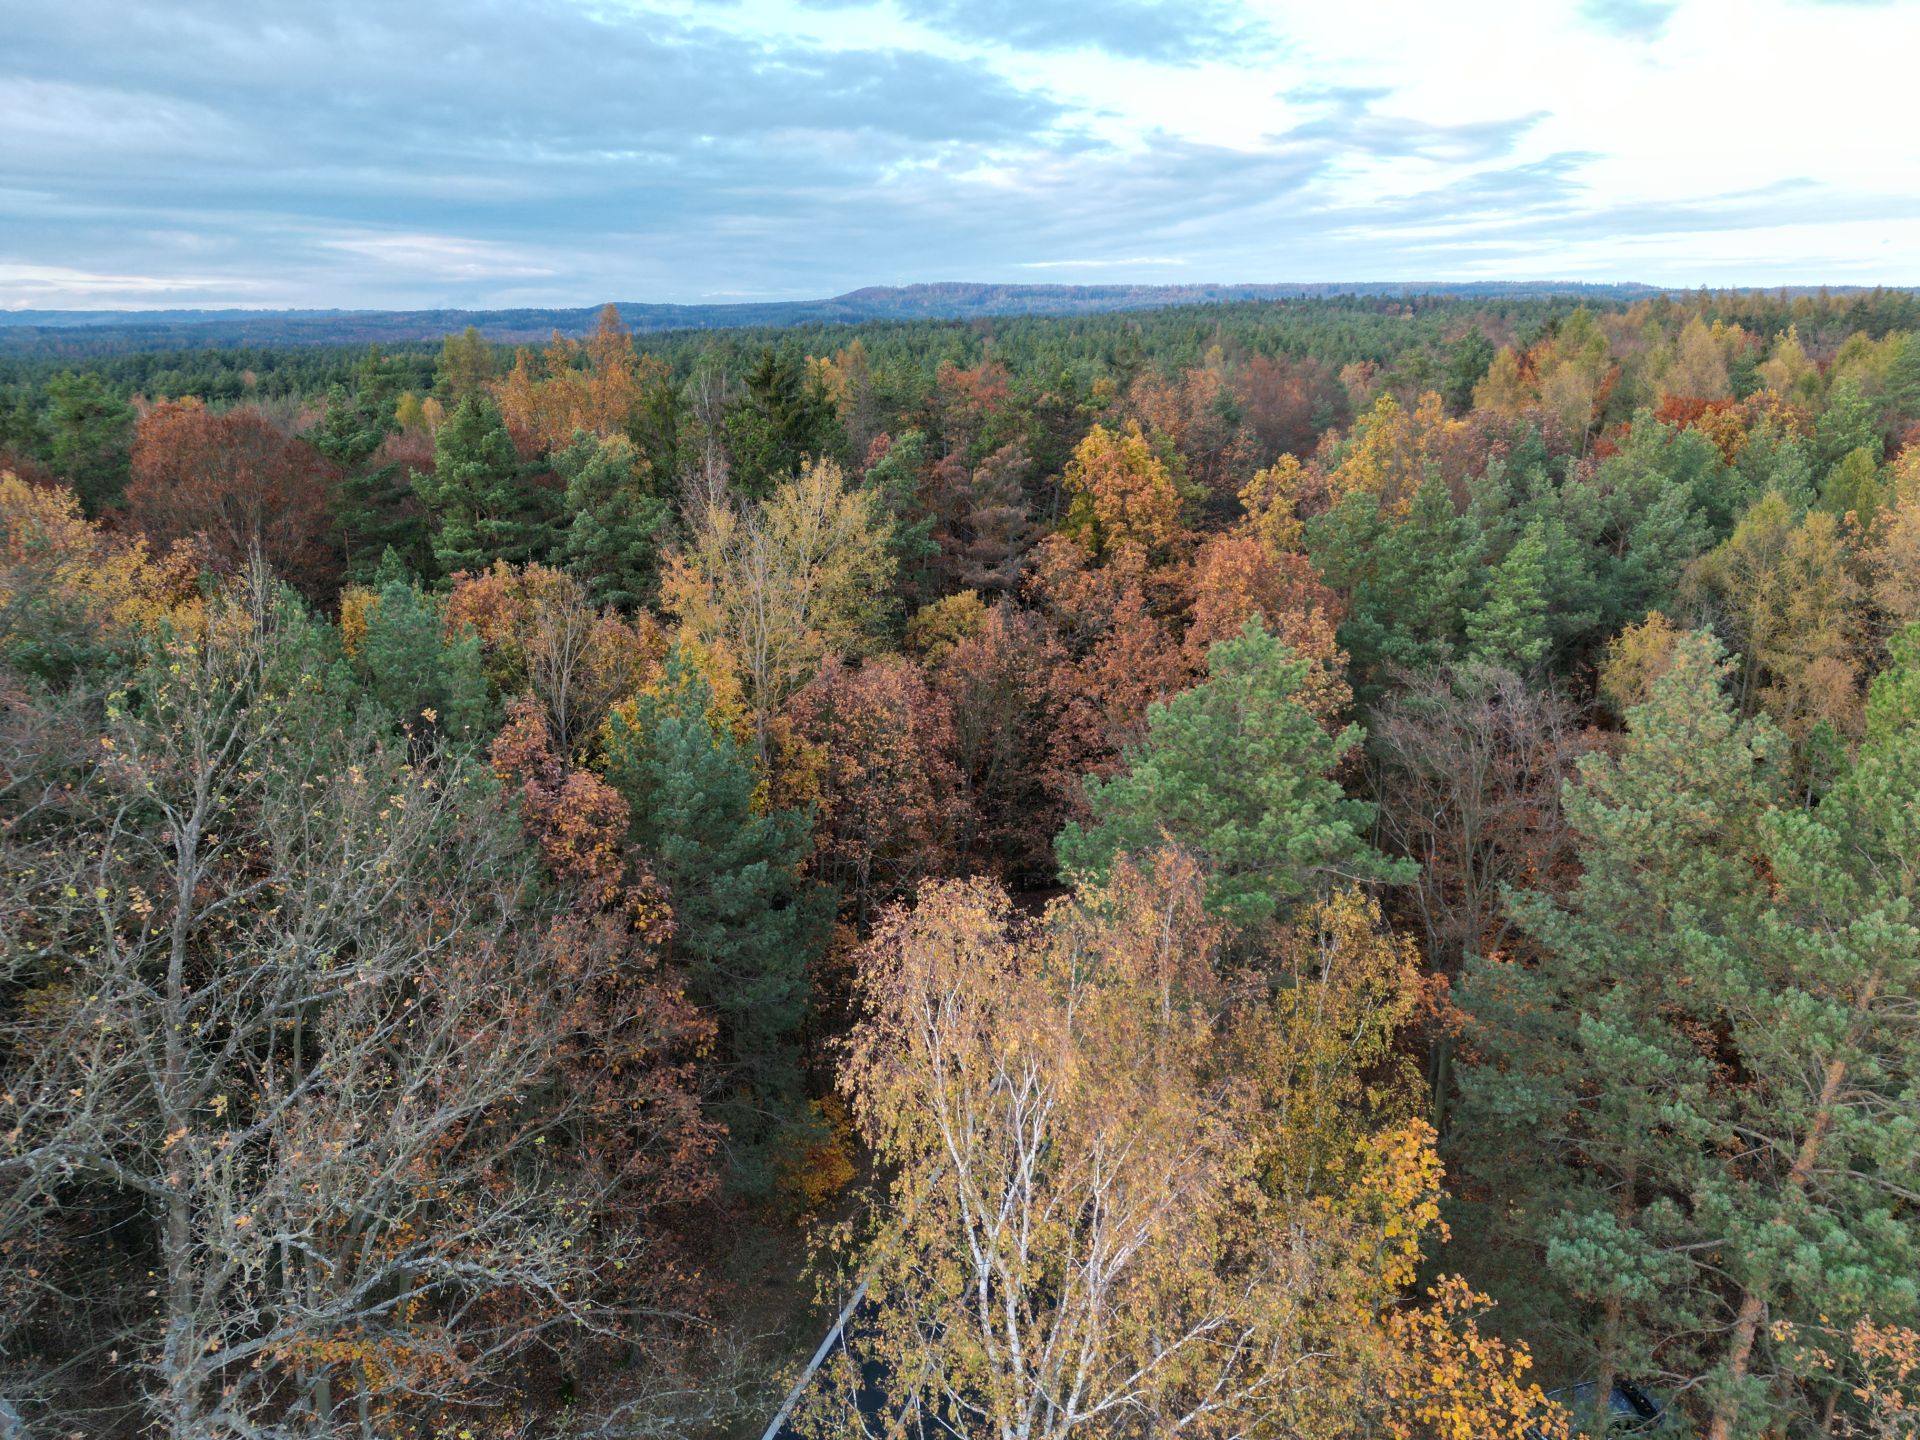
{"left": 1706, "top": 967, "right": 1883, "bottom": 1440}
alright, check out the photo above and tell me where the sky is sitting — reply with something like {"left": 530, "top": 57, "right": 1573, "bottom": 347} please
{"left": 4, "top": 0, "right": 1919, "bottom": 310}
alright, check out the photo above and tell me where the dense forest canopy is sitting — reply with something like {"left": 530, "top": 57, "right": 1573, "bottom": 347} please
{"left": 3, "top": 288, "right": 1919, "bottom": 1439}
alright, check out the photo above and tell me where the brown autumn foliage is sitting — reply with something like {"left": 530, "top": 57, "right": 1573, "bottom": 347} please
{"left": 1369, "top": 665, "right": 1591, "bottom": 971}
{"left": 446, "top": 560, "right": 664, "bottom": 754}
{"left": 490, "top": 698, "right": 719, "bottom": 1234}
{"left": 1129, "top": 359, "right": 1246, "bottom": 508}
{"left": 922, "top": 440, "right": 1035, "bottom": 595}
{"left": 1182, "top": 530, "right": 1351, "bottom": 721}
{"left": 926, "top": 598, "right": 1074, "bottom": 880}
{"left": 126, "top": 397, "right": 340, "bottom": 600}
{"left": 1234, "top": 350, "right": 1349, "bottom": 469}
{"left": 932, "top": 356, "right": 1011, "bottom": 454}
{"left": 778, "top": 653, "right": 966, "bottom": 921}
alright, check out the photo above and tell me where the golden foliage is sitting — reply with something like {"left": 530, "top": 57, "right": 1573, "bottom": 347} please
{"left": 0, "top": 472, "right": 202, "bottom": 650}
{"left": 1329, "top": 392, "right": 1470, "bottom": 512}
{"left": 1060, "top": 419, "right": 1188, "bottom": 559}
{"left": 1598, "top": 611, "right": 1683, "bottom": 716}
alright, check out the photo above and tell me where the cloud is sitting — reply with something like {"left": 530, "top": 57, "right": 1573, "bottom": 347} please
{"left": 1, "top": 0, "right": 1916, "bottom": 305}
{"left": 1577, "top": 0, "right": 1681, "bottom": 39}
{"left": 888, "top": 0, "right": 1279, "bottom": 63}
{"left": 1280, "top": 86, "right": 1546, "bottom": 164}
{"left": 1017, "top": 256, "right": 1190, "bottom": 269}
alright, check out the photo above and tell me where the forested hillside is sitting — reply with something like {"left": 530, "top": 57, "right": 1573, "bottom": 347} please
{"left": 0, "top": 281, "right": 1665, "bottom": 356}
{"left": 3, "top": 289, "right": 1919, "bottom": 1439}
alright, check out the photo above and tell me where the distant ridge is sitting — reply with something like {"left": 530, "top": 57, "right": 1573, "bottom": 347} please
{"left": 0, "top": 278, "right": 1688, "bottom": 356}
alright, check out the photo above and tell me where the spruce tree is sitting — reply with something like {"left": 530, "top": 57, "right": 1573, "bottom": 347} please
{"left": 44, "top": 371, "right": 133, "bottom": 513}
{"left": 602, "top": 651, "right": 828, "bottom": 1192}
{"left": 416, "top": 395, "right": 556, "bottom": 575}
{"left": 556, "top": 429, "right": 672, "bottom": 609}
{"left": 1056, "top": 618, "right": 1413, "bottom": 929}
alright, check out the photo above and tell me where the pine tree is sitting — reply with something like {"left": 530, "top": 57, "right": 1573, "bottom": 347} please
{"left": 1443, "top": 328, "right": 1496, "bottom": 414}
{"left": 1309, "top": 472, "right": 1482, "bottom": 695}
{"left": 556, "top": 429, "right": 671, "bottom": 609}
{"left": 1454, "top": 632, "right": 1804, "bottom": 1438}
{"left": 1814, "top": 374, "right": 1883, "bottom": 473}
{"left": 1467, "top": 519, "right": 1553, "bottom": 670}
{"left": 351, "top": 560, "right": 493, "bottom": 743}
{"left": 416, "top": 395, "right": 556, "bottom": 576}
{"left": 1694, "top": 625, "right": 1920, "bottom": 1439}
{"left": 1057, "top": 618, "right": 1413, "bottom": 929}
{"left": 602, "top": 651, "right": 828, "bottom": 1191}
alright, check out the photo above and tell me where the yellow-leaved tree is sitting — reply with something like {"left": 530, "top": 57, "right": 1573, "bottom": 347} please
{"left": 662, "top": 456, "right": 895, "bottom": 759}
{"left": 808, "top": 851, "right": 1565, "bottom": 1440}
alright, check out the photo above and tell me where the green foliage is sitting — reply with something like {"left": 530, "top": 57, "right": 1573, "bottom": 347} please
{"left": 602, "top": 651, "right": 829, "bottom": 1192}
{"left": 1057, "top": 618, "right": 1414, "bottom": 928}
{"left": 1455, "top": 632, "right": 1785, "bottom": 1418}
{"left": 723, "top": 344, "right": 844, "bottom": 496}
{"left": 556, "top": 429, "right": 672, "bottom": 609}
{"left": 416, "top": 395, "right": 557, "bottom": 576}
{"left": 351, "top": 567, "right": 492, "bottom": 742}
{"left": 1814, "top": 374, "right": 1883, "bottom": 473}
{"left": 45, "top": 370, "right": 134, "bottom": 512}
{"left": 1309, "top": 474, "right": 1481, "bottom": 693}
{"left": 860, "top": 428, "right": 939, "bottom": 599}
{"left": 1443, "top": 328, "right": 1496, "bottom": 414}
{"left": 1466, "top": 520, "right": 1552, "bottom": 670}
{"left": 1457, "top": 628, "right": 1920, "bottom": 1433}
{"left": 1820, "top": 445, "right": 1883, "bottom": 520}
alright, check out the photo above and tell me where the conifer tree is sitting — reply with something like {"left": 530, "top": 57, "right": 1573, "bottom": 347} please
{"left": 602, "top": 650, "right": 828, "bottom": 1191}
{"left": 1057, "top": 618, "right": 1412, "bottom": 928}
{"left": 1309, "top": 472, "right": 1481, "bottom": 694}
{"left": 1467, "top": 519, "right": 1553, "bottom": 670}
{"left": 350, "top": 555, "right": 493, "bottom": 743}
{"left": 1697, "top": 625, "right": 1920, "bottom": 1439}
{"left": 1455, "top": 631, "right": 1786, "bottom": 1438}
{"left": 416, "top": 395, "right": 556, "bottom": 576}
{"left": 556, "top": 429, "right": 671, "bottom": 609}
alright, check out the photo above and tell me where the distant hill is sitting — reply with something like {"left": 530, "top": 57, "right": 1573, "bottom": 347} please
{"left": 0, "top": 280, "right": 1669, "bottom": 356}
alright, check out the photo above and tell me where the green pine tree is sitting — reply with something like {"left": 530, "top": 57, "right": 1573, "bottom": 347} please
{"left": 351, "top": 559, "right": 492, "bottom": 743}
{"left": 1455, "top": 633, "right": 1779, "bottom": 1434}
{"left": 1308, "top": 472, "right": 1482, "bottom": 696}
{"left": 1466, "top": 519, "right": 1553, "bottom": 670}
{"left": 1692, "top": 625, "right": 1920, "bottom": 1438}
{"left": 1056, "top": 618, "right": 1414, "bottom": 929}
{"left": 556, "top": 429, "right": 672, "bottom": 609}
{"left": 1443, "top": 328, "right": 1496, "bottom": 415}
{"left": 602, "top": 651, "right": 828, "bottom": 1192}
{"left": 415, "top": 396, "right": 557, "bottom": 576}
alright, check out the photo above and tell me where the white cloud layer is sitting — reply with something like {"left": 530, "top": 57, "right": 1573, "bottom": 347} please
{"left": 2, "top": 0, "right": 1916, "bottom": 308}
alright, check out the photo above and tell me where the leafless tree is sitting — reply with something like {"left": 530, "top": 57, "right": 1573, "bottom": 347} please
{"left": 1368, "top": 664, "right": 1591, "bottom": 1128}
{"left": 0, "top": 576, "right": 685, "bottom": 1437}
{"left": 1369, "top": 664, "right": 1591, "bottom": 974}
